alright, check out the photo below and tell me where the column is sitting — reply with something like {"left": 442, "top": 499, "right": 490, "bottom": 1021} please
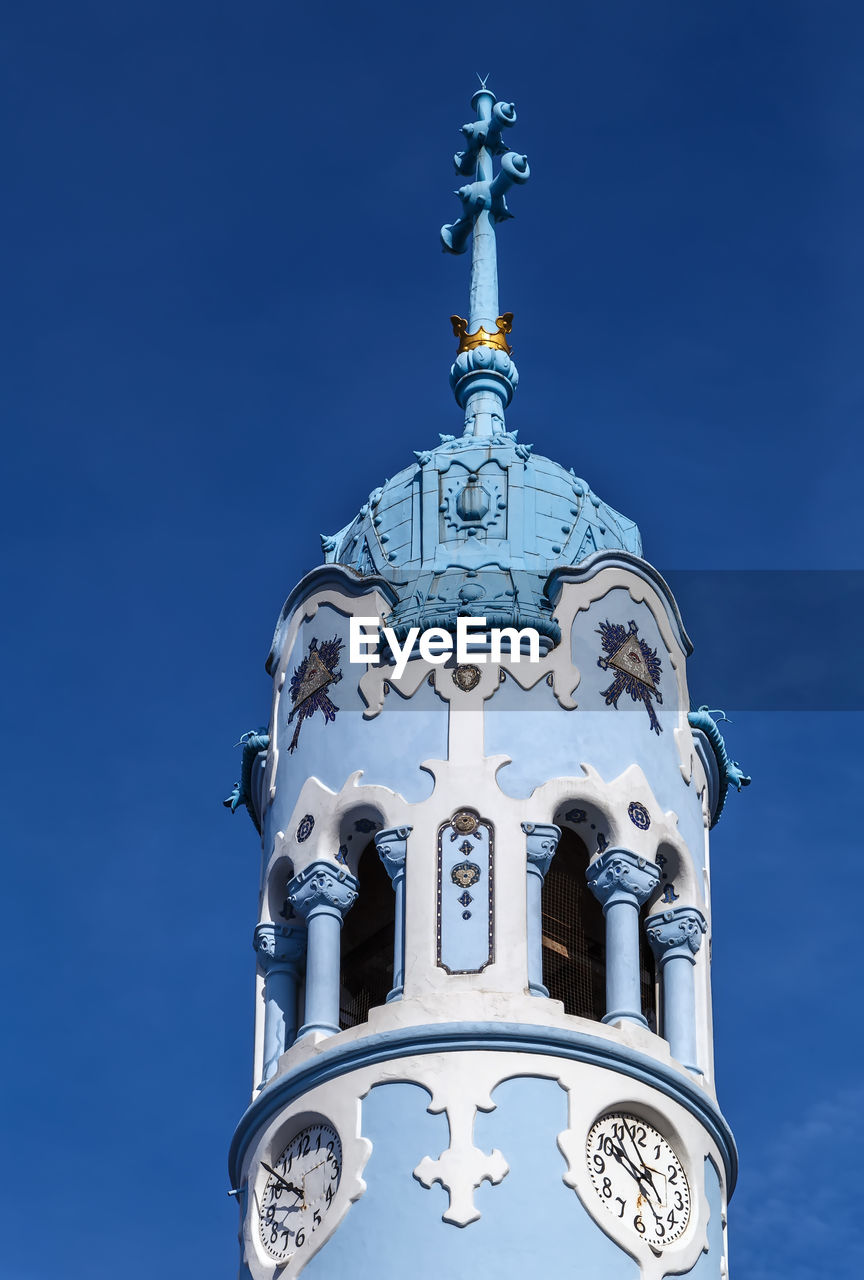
{"left": 586, "top": 848, "right": 661, "bottom": 1027}
{"left": 287, "top": 861, "right": 359, "bottom": 1039}
{"left": 253, "top": 923, "right": 305, "bottom": 1087}
{"left": 522, "top": 821, "right": 561, "bottom": 997}
{"left": 645, "top": 906, "right": 707, "bottom": 1072}
{"left": 374, "top": 826, "right": 413, "bottom": 1002}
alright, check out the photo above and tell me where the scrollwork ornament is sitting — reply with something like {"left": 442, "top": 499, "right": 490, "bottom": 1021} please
{"left": 253, "top": 922, "right": 306, "bottom": 972}
{"left": 374, "top": 826, "right": 413, "bottom": 882}
{"left": 586, "top": 847, "right": 661, "bottom": 908}
{"left": 287, "top": 861, "right": 360, "bottom": 920}
{"left": 645, "top": 906, "right": 707, "bottom": 960}
{"left": 522, "top": 821, "right": 561, "bottom": 878}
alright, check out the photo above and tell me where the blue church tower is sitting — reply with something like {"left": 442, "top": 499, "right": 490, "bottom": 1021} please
{"left": 226, "top": 83, "right": 748, "bottom": 1280}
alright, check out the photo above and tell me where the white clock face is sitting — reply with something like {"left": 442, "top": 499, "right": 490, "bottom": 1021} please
{"left": 258, "top": 1121, "right": 342, "bottom": 1263}
{"left": 586, "top": 1113, "right": 691, "bottom": 1249}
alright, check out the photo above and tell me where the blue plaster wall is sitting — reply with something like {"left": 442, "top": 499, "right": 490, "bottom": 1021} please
{"left": 486, "top": 590, "right": 704, "bottom": 863}
{"left": 270, "top": 606, "right": 446, "bottom": 826}
{"left": 673, "top": 1156, "right": 724, "bottom": 1280}
{"left": 302, "top": 1076, "right": 638, "bottom": 1280}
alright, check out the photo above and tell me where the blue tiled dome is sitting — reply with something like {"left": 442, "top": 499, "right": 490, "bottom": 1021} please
{"left": 322, "top": 431, "right": 641, "bottom": 645}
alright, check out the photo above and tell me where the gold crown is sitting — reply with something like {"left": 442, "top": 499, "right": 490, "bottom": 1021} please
{"left": 451, "top": 312, "right": 513, "bottom": 355}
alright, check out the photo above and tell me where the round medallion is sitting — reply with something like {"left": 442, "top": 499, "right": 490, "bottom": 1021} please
{"left": 259, "top": 1119, "right": 342, "bottom": 1262}
{"left": 296, "top": 814, "right": 315, "bottom": 843}
{"left": 452, "top": 664, "right": 481, "bottom": 692}
{"left": 452, "top": 810, "right": 479, "bottom": 835}
{"left": 450, "top": 860, "right": 481, "bottom": 889}
{"left": 628, "top": 801, "right": 651, "bottom": 831}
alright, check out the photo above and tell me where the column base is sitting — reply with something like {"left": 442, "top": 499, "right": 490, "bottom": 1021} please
{"left": 385, "top": 986, "right": 404, "bottom": 1003}
{"left": 297, "top": 1021, "right": 340, "bottom": 1039}
{"left": 528, "top": 982, "right": 550, "bottom": 997}
{"left": 602, "top": 1009, "right": 649, "bottom": 1028}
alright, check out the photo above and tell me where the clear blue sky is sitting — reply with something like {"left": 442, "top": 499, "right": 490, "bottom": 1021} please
{"left": 2, "top": 3, "right": 861, "bottom": 1277}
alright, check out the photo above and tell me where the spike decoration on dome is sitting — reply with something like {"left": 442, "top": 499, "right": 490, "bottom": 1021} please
{"left": 442, "top": 81, "right": 530, "bottom": 438}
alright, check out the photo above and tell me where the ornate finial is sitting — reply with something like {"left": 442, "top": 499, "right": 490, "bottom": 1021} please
{"left": 441, "top": 83, "right": 530, "bottom": 438}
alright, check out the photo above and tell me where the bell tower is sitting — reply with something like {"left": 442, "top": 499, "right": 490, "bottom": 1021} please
{"left": 225, "top": 82, "right": 748, "bottom": 1280}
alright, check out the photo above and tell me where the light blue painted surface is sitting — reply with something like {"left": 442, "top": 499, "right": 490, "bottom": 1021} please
{"left": 301, "top": 1077, "right": 638, "bottom": 1280}
{"left": 229, "top": 1023, "right": 738, "bottom": 1191}
{"left": 321, "top": 438, "right": 641, "bottom": 648}
{"left": 438, "top": 819, "right": 492, "bottom": 973}
{"left": 270, "top": 605, "right": 445, "bottom": 821}
{"left": 674, "top": 1157, "right": 724, "bottom": 1279}
{"left": 487, "top": 591, "right": 705, "bottom": 865}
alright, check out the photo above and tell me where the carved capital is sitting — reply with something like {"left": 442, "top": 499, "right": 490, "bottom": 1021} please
{"left": 645, "top": 906, "right": 707, "bottom": 962}
{"left": 253, "top": 923, "right": 305, "bottom": 973}
{"left": 586, "top": 848, "right": 661, "bottom": 909}
{"left": 287, "top": 861, "right": 359, "bottom": 920}
{"left": 374, "top": 826, "right": 412, "bottom": 882}
{"left": 522, "top": 821, "right": 561, "bottom": 878}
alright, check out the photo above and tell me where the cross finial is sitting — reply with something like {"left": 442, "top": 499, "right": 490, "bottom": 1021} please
{"left": 441, "top": 84, "right": 531, "bottom": 438}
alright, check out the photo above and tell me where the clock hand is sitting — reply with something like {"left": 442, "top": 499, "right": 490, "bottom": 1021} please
{"left": 621, "top": 1121, "right": 661, "bottom": 1201}
{"left": 608, "top": 1142, "right": 642, "bottom": 1180}
{"left": 261, "top": 1162, "right": 305, "bottom": 1202}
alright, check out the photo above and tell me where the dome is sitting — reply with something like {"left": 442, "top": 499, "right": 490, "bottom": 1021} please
{"left": 322, "top": 429, "right": 641, "bottom": 646}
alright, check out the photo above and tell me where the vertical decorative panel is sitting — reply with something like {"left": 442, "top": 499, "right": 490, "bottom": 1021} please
{"left": 437, "top": 810, "right": 494, "bottom": 974}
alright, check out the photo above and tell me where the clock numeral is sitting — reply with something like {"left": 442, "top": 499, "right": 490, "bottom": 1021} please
{"left": 653, "top": 1144, "right": 661, "bottom": 1160}
{"left": 313, "top": 1210, "right": 322, "bottom": 1227}
{"left": 634, "top": 1125, "right": 647, "bottom": 1147}
{"left": 326, "top": 1185, "right": 334, "bottom": 1205}
{"left": 668, "top": 1164, "right": 678, "bottom": 1185}
{"left": 615, "top": 1196, "right": 626, "bottom": 1218}
{"left": 674, "top": 1191, "right": 684, "bottom": 1211}
{"left": 296, "top": 1229, "right": 306, "bottom": 1248}
{"left": 601, "top": 1136, "right": 616, "bottom": 1158}
{"left": 655, "top": 1221, "right": 666, "bottom": 1237}
{"left": 592, "top": 1154, "right": 605, "bottom": 1174}
{"left": 633, "top": 1214, "right": 646, "bottom": 1235}
{"left": 300, "top": 1135, "right": 311, "bottom": 1157}
{"left": 667, "top": 1211, "right": 678, "bottom": 1227}
{"left": 601, "top": 1177, "right": 612, "bottom": 1199}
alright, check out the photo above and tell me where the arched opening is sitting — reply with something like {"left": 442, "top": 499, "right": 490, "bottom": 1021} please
{"left": 339, "top": 840, "right": 394, "bottom": 1029}
{"left": 541, "top": 829, "right": 605, "bottom": 1020}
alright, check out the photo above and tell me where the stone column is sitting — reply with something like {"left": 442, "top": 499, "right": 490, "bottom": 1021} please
{"left": 521, "top": 822, "right": 561, "bottom": 997}
{"left": 586, "top": 848, "right": 661, "bottom": 1027}
{"left": 287, "top": 861, "right": 359, "bottom": 1039}
{"left": 645, "top": 906, "right": 707, "bottom": 1072}
{"left": 374, "top": 826, "right": 413, "bottom": 1002}
{"left": 253, "top": 923, "right": 305, "bottom": 1087}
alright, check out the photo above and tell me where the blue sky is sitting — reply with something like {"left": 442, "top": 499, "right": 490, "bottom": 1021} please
{"left": 2, "top": 2, "right": 861, "bottom": 1277}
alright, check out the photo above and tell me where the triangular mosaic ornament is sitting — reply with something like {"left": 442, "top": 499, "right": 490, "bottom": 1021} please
{"left": 596, "top": 619, "right": 663, "bottom": 735}
{"left": 605, "top": 631, "right": 657, "bottom": 690}
{"left": 286, "top": 637, "right": 344, "bottom": 753}
{"left": 292, "top": 647, "right": 335, "bottom": 705}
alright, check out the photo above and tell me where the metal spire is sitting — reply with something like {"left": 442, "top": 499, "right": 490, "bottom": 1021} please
{"left": 442, "top": 82, "right": 530, "bottom": 438}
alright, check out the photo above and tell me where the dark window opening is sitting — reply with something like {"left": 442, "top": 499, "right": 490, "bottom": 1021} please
{"left": 639, "top": 906, "right": 658, "bottom": 1032}
{"left": 542, "top": 829, "right": 605, "bottom": 1020}
{"left": 339, "top": 840, "right": 394, "bottom": 1029}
